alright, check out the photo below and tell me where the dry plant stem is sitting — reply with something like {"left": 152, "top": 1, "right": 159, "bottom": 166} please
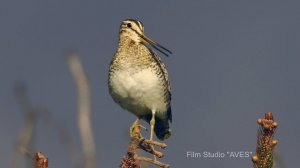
{"left": 12, "top": 83, "right": 37, "bottom": 168}
{"left": 120, "top": 123, "right": 170, "bottom": 168}
{"left": 252, "top": 112, "right": 278, "bottom": 168}
{"left": 34, "top": 152, "right": 48, "bottom": 168}
{"left": 68, "top": 53, "right": 96, "bottom": 168}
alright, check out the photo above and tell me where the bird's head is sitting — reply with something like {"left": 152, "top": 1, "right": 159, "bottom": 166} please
{"left": 119, "top": 19, "right": 172, "bottom": 56}
{"left": 120, "top": 19, "right": 144, "bottom": 42}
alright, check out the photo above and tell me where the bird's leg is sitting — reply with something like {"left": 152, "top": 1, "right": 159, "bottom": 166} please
{"left": 150, "top": 110, "right": 157, "bottom": 161}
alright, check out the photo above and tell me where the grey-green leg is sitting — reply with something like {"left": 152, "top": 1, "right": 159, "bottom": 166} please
{"left": 150, "top": 110, "right": 157, "bottom": 161}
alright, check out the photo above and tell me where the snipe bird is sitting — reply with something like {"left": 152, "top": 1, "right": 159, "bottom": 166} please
{"left": 108, "top": 19, "right": 172, "bottom": 141}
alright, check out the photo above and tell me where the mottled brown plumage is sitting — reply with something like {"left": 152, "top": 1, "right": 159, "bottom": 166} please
{"left": 108, "top": 19, "right": 172, "bottom": 140}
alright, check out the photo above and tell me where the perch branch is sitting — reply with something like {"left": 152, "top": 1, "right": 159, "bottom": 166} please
{"left": 120, "top": 123, "right": 170, "bottom": 168}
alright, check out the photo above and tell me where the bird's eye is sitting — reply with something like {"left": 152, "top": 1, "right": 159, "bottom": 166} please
{"left": 126, "top": 23, "right": 132, "bottom": 28}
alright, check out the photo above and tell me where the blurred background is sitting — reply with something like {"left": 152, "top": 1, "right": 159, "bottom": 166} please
{"left": 1, "top": 0, "right": 299, "bottom": 167}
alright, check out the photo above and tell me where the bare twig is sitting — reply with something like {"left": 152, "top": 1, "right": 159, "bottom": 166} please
{"left": 141, "top": 138, "right": 167, "bottom": 149}
{"left": 68, "top": 52, "right": 96, "bottom": 168}
{"left": 252, "top": 112, "right": 278, "bottom": 168}
{"left": 138, "top": 138, "right": 164, "bottom": 158}
{"left": 34, "top": 152, "right": 48, "bottom": 168}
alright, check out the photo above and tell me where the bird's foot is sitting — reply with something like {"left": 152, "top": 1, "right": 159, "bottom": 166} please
{"left": 151, "top": 145, "right": 157, "bottom": 161}
{"left": 130, "top": 119, "right": 146, "bottom": 138}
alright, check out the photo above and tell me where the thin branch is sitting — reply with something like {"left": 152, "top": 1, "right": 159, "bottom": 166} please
{"left": 68, "top": 52, "right": 96, "bottom": 168}
{"left": 141, "top": 138, "right": 167, "bottom": 149}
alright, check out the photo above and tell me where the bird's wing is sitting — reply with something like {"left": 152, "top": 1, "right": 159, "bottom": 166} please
{"left": 151, "top": 52, "right": 171, "bottom": 102}
{"left": 153, "top": 52, "right": 172, "bottom": 122}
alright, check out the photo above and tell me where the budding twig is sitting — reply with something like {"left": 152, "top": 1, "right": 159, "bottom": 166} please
{"left": 34, "top": 152, "right": 48, "bottom": 168}
{"left": 252, "top": 112, "right": 278, "bottom": 168}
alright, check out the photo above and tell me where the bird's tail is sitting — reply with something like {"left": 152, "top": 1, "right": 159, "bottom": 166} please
{"left": 154, "top": 116, "right": 171, "bottom": 140}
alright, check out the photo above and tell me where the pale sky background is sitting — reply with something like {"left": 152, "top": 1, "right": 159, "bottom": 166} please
{"left": 1, "top": 0, "right": 300, "bottom": 167}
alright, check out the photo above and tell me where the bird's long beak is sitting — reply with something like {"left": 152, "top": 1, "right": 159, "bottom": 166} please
{"left": 140, "top": 33, "right": 172, "bottom": 57}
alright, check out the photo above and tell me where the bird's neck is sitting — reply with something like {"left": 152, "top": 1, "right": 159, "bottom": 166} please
{"left": 116, "top": 35, "right": 146, "bottom": 56}
{"left": 112, "top": 35, "right": 151, "bottom": 70}
{"left": 118, "top": 35, "right": 138, "bottom": 48}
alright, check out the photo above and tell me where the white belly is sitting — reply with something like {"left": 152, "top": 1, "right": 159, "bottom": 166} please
{"left": 109, "top": 68, "right": 167, "bottom": 117}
